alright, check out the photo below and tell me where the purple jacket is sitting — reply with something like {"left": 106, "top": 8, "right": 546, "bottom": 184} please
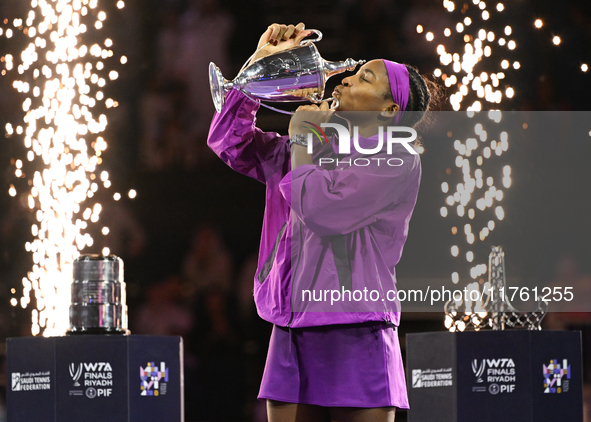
{"left": 207, "top": 89, "right": 421, "bottom": 328}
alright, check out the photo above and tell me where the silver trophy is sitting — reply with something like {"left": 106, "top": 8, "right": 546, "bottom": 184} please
{"left": 68, "top": 254, "right": 128, "bottom": 335}
{"left": 444, "top": 246, "right": 548, "bottom": 332}
{"left": 209, "top": 30, "right": 365, "bottom": 115}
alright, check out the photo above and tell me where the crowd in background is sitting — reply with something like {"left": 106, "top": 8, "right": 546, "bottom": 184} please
{"left": 1, "top": 0, "right": 591, "bottom": 420}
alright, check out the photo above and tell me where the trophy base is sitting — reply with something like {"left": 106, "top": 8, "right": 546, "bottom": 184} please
{"left": 69, "top": 303, "right": 127, "bottom": 334}
{"left": 209, "top": 62, "right": 226, "bottom": 112}
{"left": 66, "top": 327, "right": 128, "bottom": 335}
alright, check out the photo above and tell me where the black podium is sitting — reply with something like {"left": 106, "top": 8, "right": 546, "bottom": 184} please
{"left": 6, "top": 335, "right": 184, "bottom": 422}
{"left": 405, "top": 330, "right": 583, "bottom": 422}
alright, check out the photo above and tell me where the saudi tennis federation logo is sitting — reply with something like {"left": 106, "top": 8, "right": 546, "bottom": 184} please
{"left": 303, "top": 121, "right": 330, "bottom": 146}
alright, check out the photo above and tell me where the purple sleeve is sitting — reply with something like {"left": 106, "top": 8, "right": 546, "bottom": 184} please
{"left": 207, "top": 89, "right": 290, "bottom": 183}
{"left": 278, "top": 153, "right": 421, "bottom": 236}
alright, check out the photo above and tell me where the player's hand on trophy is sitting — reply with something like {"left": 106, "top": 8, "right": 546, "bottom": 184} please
{"left": 249, "top": 23, "right": 311, "bottom": 65}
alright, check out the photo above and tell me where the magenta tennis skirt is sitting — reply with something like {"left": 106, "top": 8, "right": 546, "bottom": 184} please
{"left": 258, "top": 321, "right": 410, "bottom": 409}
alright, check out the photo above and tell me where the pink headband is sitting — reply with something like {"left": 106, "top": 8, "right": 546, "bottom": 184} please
{"left": 382, "top": 59, "right": 410, "bottom": 124}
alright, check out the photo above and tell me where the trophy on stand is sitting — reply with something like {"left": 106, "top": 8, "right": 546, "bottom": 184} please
{"left": 444, "top": 246, "right": 548, "bottom": 331}
{"left": 68, "top": 254, "right": 129, "bottom": 335}
{"left": 209, "top": 30, "right": 365, "bottom": 115}
{"left": 7, "top": 254, "right": 185, "bottom": 422}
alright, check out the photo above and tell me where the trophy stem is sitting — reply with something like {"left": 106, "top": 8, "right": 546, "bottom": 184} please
{"left": 240, "top": 90, "right": 340, "bottom": 115}
{"left": 239, "top": 90, "right": 294, "bottom": 115}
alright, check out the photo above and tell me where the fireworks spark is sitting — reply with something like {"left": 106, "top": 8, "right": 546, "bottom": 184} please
{"left": 426, "top": 1, "right": 518, "bottom": 112}
{"left": 1, "top": 0, "right": 125, "bottom": 336}
{"left": 419, "top": 0, "right": 516, "bottom": 330}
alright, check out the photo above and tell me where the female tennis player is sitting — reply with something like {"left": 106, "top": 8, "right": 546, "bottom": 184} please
{"left": 208, "top": 22, "right": 440, "bottom": 422}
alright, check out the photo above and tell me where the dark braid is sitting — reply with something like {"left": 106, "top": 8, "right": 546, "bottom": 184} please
{"left": 400, "top": 65, "right": 430, "bottom": 128}
{"left": 382, "top": 62, "right": 444, "bottom": 147}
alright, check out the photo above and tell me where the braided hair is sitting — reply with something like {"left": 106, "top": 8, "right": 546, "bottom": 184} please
{"left": 400, "top": 65, "right": 431, "bottom": 127}
{"left": 383, "top": 64, "right": 443, "bottom": 146}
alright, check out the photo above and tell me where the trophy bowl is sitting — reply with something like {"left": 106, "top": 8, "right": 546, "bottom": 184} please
{"left": 209, "top": 62, "right": 226, "bottom": 114}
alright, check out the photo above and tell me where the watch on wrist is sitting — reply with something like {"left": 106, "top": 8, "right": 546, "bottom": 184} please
{"left": 289, "top": 133, "right": 308, "bottom": 147}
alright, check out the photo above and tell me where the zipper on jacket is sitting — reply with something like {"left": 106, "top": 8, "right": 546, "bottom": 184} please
{"left": 329, "top": 235, "right": 353, "bottom": 292}
{"left": 286, "top": 220, "right": 304, "bottom": 328}
{"left": 256, "top": 222, "right": 287, "bottom": 284}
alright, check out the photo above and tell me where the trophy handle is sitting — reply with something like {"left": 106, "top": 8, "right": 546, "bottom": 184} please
{"left": 238, "top": 29, "right": 324, "bottom": 74}
{"left": 299, "top": 29, "right": 323, "bottom": 45}
{"left": 330, "top": 98, "right": 340, "bottom": 110}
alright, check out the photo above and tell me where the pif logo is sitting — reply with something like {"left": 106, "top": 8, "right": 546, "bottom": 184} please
{"left": 300, "top": 122, "right": 418, "bottom": 156}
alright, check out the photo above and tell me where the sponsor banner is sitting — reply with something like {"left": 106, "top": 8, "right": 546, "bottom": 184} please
{"left": 7, "top": 335, "right": 184, "bottom": 422}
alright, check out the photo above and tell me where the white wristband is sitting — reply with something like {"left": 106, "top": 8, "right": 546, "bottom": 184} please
{"left": 289, "top": 134, "right": 308, "bottom": 147}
